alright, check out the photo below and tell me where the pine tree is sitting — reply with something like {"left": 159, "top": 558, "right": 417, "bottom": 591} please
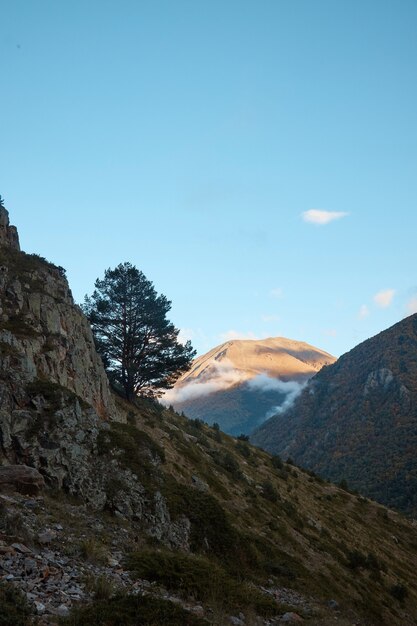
{"left": 83, "top": 262, "right": 195, "bottom": 400}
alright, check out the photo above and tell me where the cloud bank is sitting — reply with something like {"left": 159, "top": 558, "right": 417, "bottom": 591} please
{"left": 302, "top": 209, "right": 349, "bottom": 225}
{"left": 162, "top": 363, "right": 306, "bottom": 420}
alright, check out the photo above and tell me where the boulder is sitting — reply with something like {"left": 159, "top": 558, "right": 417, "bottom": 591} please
{"left": 0, "top": 464, "right": 45, "bottom": 495}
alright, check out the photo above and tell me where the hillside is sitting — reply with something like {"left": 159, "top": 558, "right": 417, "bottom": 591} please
{"left": 1, "top": 204, "right": 417, "bottom": 625}
{"left": 165, "top": 338, "right": 335, "bottom": 435}
{"left": 251, "top": 314, "right": 417, "bottom": 516}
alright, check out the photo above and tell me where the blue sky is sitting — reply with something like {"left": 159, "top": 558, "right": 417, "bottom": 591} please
{"left": 1, "top": 0, "right": 417, "bottom": 357}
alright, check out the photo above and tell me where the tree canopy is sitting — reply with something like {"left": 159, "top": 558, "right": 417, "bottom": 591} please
{"left": 83, "top": 262, "right": 195, "bottom": 400}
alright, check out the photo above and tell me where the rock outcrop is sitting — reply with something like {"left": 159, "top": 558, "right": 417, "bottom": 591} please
{"left": 0, "top": 231, "right": 119, "bottom": 422}
{"left": 0, "top": 206, "right": 189, "bottom": 548}
{"left": 0, "top": 205, "right": 20, "bottom": 250}
{"left": 0, "top": 464, "right": 45, "bottom": 495}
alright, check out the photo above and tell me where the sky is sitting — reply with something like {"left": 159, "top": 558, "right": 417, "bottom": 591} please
{"left": 1, "top": 0, "right": 417, "bottom": 358}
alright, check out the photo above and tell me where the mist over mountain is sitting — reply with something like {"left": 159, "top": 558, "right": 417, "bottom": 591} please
{"left": 252, "top": 314, "right": 417, "bottom": 515}
{"left": 164, "top": 337, "right": 335, "bottom": 435}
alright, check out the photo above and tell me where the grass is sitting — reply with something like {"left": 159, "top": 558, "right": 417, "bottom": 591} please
{"left": 127, "top": 549, "right": 280, "bottom": 616}
{"left": 97, "top": 422, "right": 165, "bottom": 486}
{"left": 0, "top": 582, "right": 33, "bottom": 626}
{"left": 59, "top": 594, "right": 208, "bottom": 626}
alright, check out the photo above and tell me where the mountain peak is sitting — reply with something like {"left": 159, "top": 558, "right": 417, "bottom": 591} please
{"left": 165, "top": 336, "right": 335, "bottom": 435}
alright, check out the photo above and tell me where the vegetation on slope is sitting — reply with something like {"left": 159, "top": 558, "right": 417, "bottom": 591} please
{"left": 78, "top": 394, "right": 417, "bottom": 626}
{"left": 252, "top": 314, "right": 417, "bottom": 516}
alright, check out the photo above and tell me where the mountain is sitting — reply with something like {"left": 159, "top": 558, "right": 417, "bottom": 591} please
{"left": 164, "top": 337, "right": 335, "bottom": 435}
{"left": 251, "top": 314, "right": 417, "bottom": 516}
{"left": 2, "top": 203, "right": 417, "bottom": 625}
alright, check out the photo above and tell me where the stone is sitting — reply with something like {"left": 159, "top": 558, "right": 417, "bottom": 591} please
{"left": 56, "top": 604, "right": 70, "bottom": 617}
{"left": 34, "top": 601, "right": 46, "bottom": 614}
{"left": 38, "top": 531, "right": 54, "bottom": 544}
{"left": 281, "top": 613, "right": 304, "bottom": 623}
{"left": 0, "top": 465, "right": 45, "bottom": 495}
{"left": 327, "top": 599, "right": 339, "bottom": 610}
{"left": 191, "top": 475, "right": 209, "bottom": 492}
{"left": 11, "top": 543, "right": 32, "bottom": 554}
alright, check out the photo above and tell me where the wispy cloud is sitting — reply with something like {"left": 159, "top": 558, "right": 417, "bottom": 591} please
{"left": 248, "top": 375, "right": 306, "bottom": 418}
{"left": 218, "top": 330, "right": 259, "bottom": 342}
{"left": 269, "top": 287, "right": 283, "bottom": 299}
{"left": 358, "top": 304, "right": 370, "bottom": 319}
{"left": 373, "top": 289, "right": 395, "bottom": 309}
{"left": 323, "top": 328, "right": 337, "bottom": 337}
{"left": 162, "top": 358, "right": 248, "bottom": 405}
{"left": 406, "top": 296, "right": 417, "bottom": 316}
{"left": 302, "top": 209, "right": 349, "bottom": 225}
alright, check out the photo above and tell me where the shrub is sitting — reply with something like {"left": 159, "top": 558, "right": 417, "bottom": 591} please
{"left": 271, "top": 455, "right": 283, "bottom": 470}
{"left": 236, "top": 441, "right": 251, "bottom": 458}
{"left": 0, "top": 582, "right": 32, "bottom": 625}
{"left": 261, "top": 480, "right": 278, "bottom": 503}
{"left": 59, "top": 593, "right": 206, "bottom": 625}
{"left": 127, "top": 550, "right": 278, "bottom": 616}
{"left": 390, "top": 583, "right": 408, "bottom": 602}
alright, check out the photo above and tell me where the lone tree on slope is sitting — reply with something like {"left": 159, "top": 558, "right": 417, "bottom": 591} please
{"left": 83, "top": 262, "right": 195, "bottom": 400}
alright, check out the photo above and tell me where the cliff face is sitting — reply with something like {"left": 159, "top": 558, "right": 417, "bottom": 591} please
{"left": 0, "top": 207, "right": 189, "bottom": 547}
{"left": 0, "top": 207, "right": 117, "bottom": 420}
{"left": 0, "top": 205, "right": 20, "bottom": 250}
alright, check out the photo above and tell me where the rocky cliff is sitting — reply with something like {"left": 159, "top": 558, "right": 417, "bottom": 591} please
{"left": 0, "top": 205, "right": 117, "bottom": 420}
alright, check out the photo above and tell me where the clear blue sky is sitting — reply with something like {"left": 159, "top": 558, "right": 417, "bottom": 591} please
{"left": 1, "top": 0, "right": 417, "bottom": 357}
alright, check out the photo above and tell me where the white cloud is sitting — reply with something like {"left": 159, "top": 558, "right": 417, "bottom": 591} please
{"left": 358, "top": 304, "right": 370, "bottom": 320}
{"left": 162, "top": 358, "right": 248, "bottom": 405}
{"left": 247, "top": 375, "right": 306, "bottom": 419}
{"left": 373, "top": 289, "right": 395, "bottom": 309}
{"left": 269, "top": 287, "right": 283, "bottom": 299}
{"left": 261, "top": 314, "right": 280, "bottom": 323}
{"left": 302, "top": 209, "right": 349, "bottom": 225}
{"left": 323, "top": 328, "right": 337, "bottom": 337}
{"left": 406, "top": 296, "right": 417, "bottom": 316}
{"left": 163, "top": 368, "right": 306, "bottom": 423}
{"left": 218, "top": 330, "right": 259, "bottom": 342}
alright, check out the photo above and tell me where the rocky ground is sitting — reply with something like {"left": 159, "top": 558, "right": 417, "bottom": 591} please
{"left": 0, "top": 491, "right": 321, "bottom": 625}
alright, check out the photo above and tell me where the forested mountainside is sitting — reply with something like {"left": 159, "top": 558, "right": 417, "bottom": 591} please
{"left": 252, "top": 314, "right": 417, "bottom": 516}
